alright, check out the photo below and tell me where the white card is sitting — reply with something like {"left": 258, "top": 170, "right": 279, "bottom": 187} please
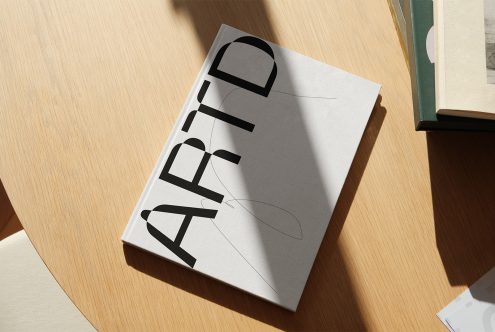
{"left": 438, "top": 267, "right": 495, "bottom": 331}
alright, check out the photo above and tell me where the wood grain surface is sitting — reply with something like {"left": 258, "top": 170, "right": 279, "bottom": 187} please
{"left": 1, "top": 0, "right": 495, "bottom": 330}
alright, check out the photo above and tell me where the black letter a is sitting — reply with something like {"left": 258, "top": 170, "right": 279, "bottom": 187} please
{"left": 141, "top": 204, "right": 217, "bottom": 268}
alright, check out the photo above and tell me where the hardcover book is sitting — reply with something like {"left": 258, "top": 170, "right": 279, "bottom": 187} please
{"left": 391, "top": 0, "right": 495, "bottom": 130}
{"left": 121, "top": 24, "right": 380, "bottom": 311}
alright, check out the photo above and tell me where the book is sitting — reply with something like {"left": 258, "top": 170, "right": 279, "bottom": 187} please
{"left": 390, "top": 0, "right": 495, "bottom": 130}
{"left": 121, "top": 24, "right": 380, "bottom": 311}
{"left": 435, "top": 0, "right": 495, "bottom": 120}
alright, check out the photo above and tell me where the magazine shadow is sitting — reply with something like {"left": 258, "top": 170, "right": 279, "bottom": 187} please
{"left": 427, "top": 131, "right": 495, "bottom": 303}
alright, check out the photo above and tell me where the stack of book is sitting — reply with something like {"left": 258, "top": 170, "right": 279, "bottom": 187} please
{"left": 389, "top": 0, "right": 495, "bottom": 131}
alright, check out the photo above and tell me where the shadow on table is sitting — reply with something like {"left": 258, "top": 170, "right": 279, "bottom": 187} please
{"left": 124, "top": 95, "right": 385, "bottom": 330}
{"left": 0, "top": 180, "right": 20, "bottom": 241}
{"left": 427, "top": 131, "right": 495, "bottom": 303}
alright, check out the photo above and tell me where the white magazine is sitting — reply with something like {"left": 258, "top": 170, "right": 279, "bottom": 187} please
{"left": 122, "top": 24, "right": 380, "bottom": 311}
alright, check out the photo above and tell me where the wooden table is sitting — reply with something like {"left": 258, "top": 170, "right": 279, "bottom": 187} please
{"left": 2, "top": 0, "right": 495, "bottom": 330}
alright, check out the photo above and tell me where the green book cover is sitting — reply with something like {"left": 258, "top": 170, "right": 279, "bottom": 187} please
{"left": 393, "top": 0, "right": 495, "bottom": 130}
